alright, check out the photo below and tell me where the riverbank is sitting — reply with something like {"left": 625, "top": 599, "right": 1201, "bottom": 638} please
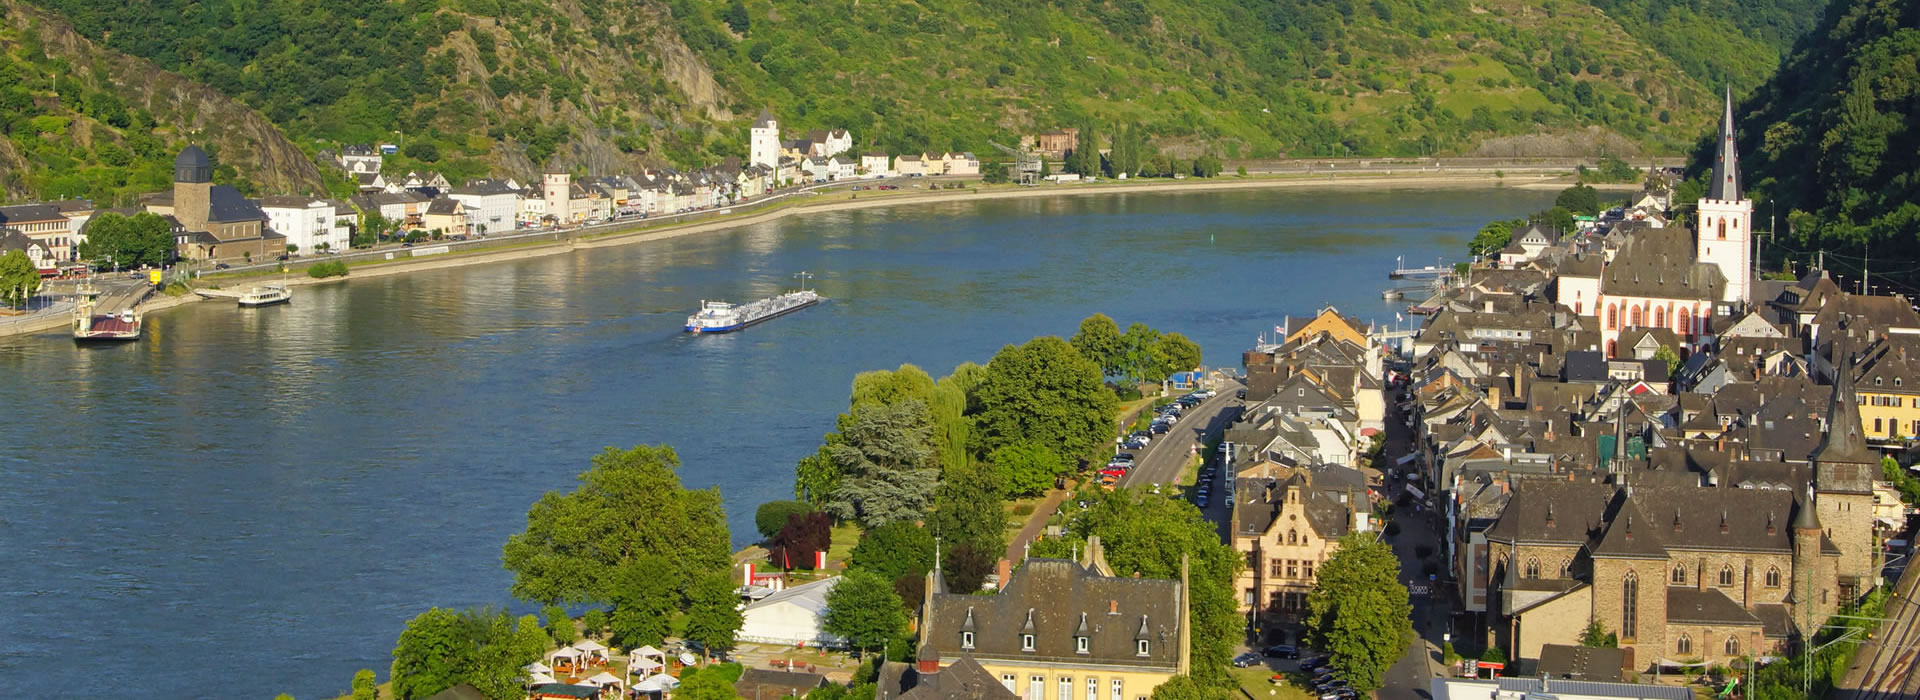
{"left": 2, "top": 170, "right": 1560, "bottom": 339}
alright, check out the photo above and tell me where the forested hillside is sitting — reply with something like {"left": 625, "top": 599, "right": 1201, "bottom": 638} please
{"left": 0, "top": 1, "right": 324, "bottom": 204}
{"left": 1705, "top": 0, "right": 1919, "bottom": 259}
{"left": 1, "top": 0, "right": 1829, "bottom": 201}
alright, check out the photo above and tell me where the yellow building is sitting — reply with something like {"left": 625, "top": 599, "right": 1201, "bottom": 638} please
{"left": 1852, "top": 335, "right": 1920, "bottom": 441}
{"left": 918, "top": 538, "right": 1189, "bottom": 700}
{"left": 1230, "top": 465, "right": 1370, "bottom": 632}
{"left": 1283, "top": 306, "right": 1371, "bottom": 348}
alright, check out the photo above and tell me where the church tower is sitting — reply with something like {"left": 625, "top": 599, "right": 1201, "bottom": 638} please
{"left": 543, "top": 172, "right": 570, "bottom": 222}
{"left": 1810, "top": 330, "right": 1881, "bottom": 598}
{"left": 1696, "top": 88, "right": 1754, "bottom": 305}
{"left": 750, "top": 108, "right": 779, "bottom": 169}
{"left": 1789, "top": 487, "right": 1836, "bottom": 629}
{"left": 172, "top": 145, "right": 213, "bottom": 233}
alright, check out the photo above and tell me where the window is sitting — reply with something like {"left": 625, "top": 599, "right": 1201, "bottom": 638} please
{"left": 1679, "top": 307, "right": 1692, "bottom": 336}
{"left": 1726, "top": 637, "right": 1740, "bottom": 656}
{"left": 1244, "top": 588, "right": 1256, "bottom": 605}
{"left": 1271, "top": 559, "right": 1285, "bottom": 577}
{"left": 1004, "top": 675, "right": 1017, "bottom": 693}
{"left": 962, "top": 631, "right": 975, "bottom": 649}
{"left": 1766, "top": 567, "right": 1781, "bottom": 588}
{"left": 1288, "top": 529, "right": 1299, "bottom": 545}
{"left": 1655, "top": 307, "right": 1666, "bottom": 328}
{"left": 1022, "top": 634, "right": 1035, "bottom": 651}
{"left": 1676, "top": 634, "right": 1692, "bottom": 655}
{"left": 1137, "top": 639, "right": 1151, "bottom": 656}
{"left": 1287, "top": 561, "right": 1299, "bottom": 579}
{"left": 1672, "top": 564, "right": 1687, "bottom": 585}
{"left": 1087, "top": 678, "right": 1098, "bottom": 700}
{"left": 1561, "top": 559, "right": 1572, "bottom": 577}
{"left": 1608, "top": 304, "right": 1618, "bottom": 330}
{"left": 1076, "top": 636, "right": 1089, "bottom": 654}
{"left": 1269, "top": 591, "right": 1287, "bottom": 610}
{"left": 1032, "top": 676, "right": 1045, "bottom": 700}
{"left": 1621, "top": 573, "right": 1639, "bottom": 639}
{"left": 1631, "top": 306, "right": 1643, "bottom": 327}
{"left": 1061, "top": 677, "right": 1073, "bottom": 700}
{"left": 1525, "top": 559, "right": 1541, "bottom": 579}
{"left": 1875, "top": 418, "right": 1883, "bottom": 433}
{"left": 1112, "top": 679, "right": 1124, "bottom": 700}
{"left": 1718, "top": 218, "right": 1727, "bottom": 240}
{"left": 1304, "top": 561, "right": 1316, "bottom": 579}
{"left": 1719, "top": 565, "right": 1734, "bottom": 586}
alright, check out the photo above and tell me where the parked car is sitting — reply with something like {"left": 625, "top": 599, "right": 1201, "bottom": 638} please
{"left": 1263, "top": 645, "right": 1298, "bottom": 659}
{"left": 1300, "top": 655, "right": 1331, "bottom": 670}
{"left": 1196, "top": 494, "right": 1209, "bottom": 507}
{"left": 1123, "top": 440, "right": 1147, "bottom": 450}
{"left": 1315, "top": 680, "right": 1348, "bottom": 691}
{"left": 1113, "top": 453, "right": 1135, "bottom": 463}
{"left": 1149, "top": 422, "right": 1170, "bottom": 435}
{"left": 1232, "top": 652, "right": 1262, "bottom": 668}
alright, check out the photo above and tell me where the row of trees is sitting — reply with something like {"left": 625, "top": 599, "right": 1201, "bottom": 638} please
{"left": 1063, "top": 124, "right": 1228, "bottom": 181}
{"left": 77, "top": 211, "right": 175, "bottom": 268}
{"left": 1069, "top": 313, "right": 1204, "bottom": 385}
{"left": 1466, "top": 184, "right": 1618, "bottom": 257}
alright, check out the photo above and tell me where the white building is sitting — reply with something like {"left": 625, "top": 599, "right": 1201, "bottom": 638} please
{"left": 859, "top": 152, "right": 891, "bottom": 177}
{"left": 542, "top": 172, "right": 573, "bottom": 223}
{"left": 750, "top": 109, "right": 781, "bottom": 169}
{"left": 808, "top": 129, "right": 853, "bottom": 158}
{"left": 259, "top": 196, "right": 351, "bottom": 252}
{"left": 736, "top": 576, "right": 844, "bottom": 647}
{"left": 801, "top": 157, "right": 832, "bottom": 183}
{"left": 826, "top": 156, "right": 857, "bottom": 181}
{"left": 446, "top": 180, "right": 520, "bottom": 234}
{"left": 338, "top": 145, "right": 382, "bottom": 175}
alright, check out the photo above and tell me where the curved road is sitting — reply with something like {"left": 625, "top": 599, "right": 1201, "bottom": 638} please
{"left": 1118, "top": 388, "right": 1242, "bottom": 490}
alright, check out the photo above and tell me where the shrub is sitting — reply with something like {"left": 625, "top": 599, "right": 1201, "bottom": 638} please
{"left": 1011, "top": 503, "right": 1035, "bottom": 517}
{"left": 755, "top": 500, "right": 815, "bottom": 539}
{"left": 308, "top": 261, "right": 349, "bottom": 278}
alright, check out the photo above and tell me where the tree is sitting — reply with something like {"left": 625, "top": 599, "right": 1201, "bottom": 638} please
{"left": 1580, "top": 620, "right": 1618, "bottom": 648}
{"left": 768, "top": 510, "right": 834, "bottom": 569}
{"left": 982, "top": 160, "right": 1009, "bottom": 184}
{"left": 794, "top": 446, "right": 842, "bottom": 507}
{"left": 822, "top": 569, "right": 908, "bottom": 656}
{"left": 684, "top": 573, "right": 746, "bottom": 659}
{"left": 580, "top": 608, "right": 607, "bottom": 640}
{"left": 1070, "top": 313, "right": 1125, "bottom": 378}
{"left": 942, "top": 541, "right": 998, "bottom": 593}
{"left": 1150, "top": 675, "right": 1231, "bottom": 700}
{"left": 1555, "top": 183, "right": 1600, "bottom": 216}
{"left": 1119, "top": 323, "right": 1166, "bottom": 383}
{"left": 0, "top": 251, "right": 41, "bottom": 307}
{"left": 76, "top": 211, "right": 174, "bottom": 267}
{"left": 513, "top": 614, "right": 550, "bottom": 666}
{"left": 722, "top": 0, "right": 751, "bottom": 33}
{"left": 1653, "top": 345, "right": 1680, "bottom": 375}
{"left": 822, "top": 400, "right": 940, "bottom": 528}
{"left": 930, "top": 363, "right": 985, "bottom": 473}
{"left": 1469, "top": 221, "right": 1513, "bottom": 256}
{"left": 927, "top": 459, "right": 1007, "bottom": 556}
{"left": 756, "top": 500, "right": 815, "bottom": 540}
{"left": 676, "top": 664, "right": 741, "bottom": 700}
{"left": 851, "top": 364, "right": 936, "bottom": 411}
{"left": 849, "top": 520, "right": 935, "bottom": 582}
{"left": 351, "top": 669, "right": 378, "bottom": 700}
{"left": 542, "top": 604, "right": 576, "bottom": 646}
{"left": 991, "top": 442, "right": 1067, "bottom": 497}
{"left": 1155, "top": 333, "right": 1203, "bottom": 377}
{"left": 971, "top": 336, "right": 1118, "bottom": 464}
{"left": 502, "top": 445, "right": 731, "bottom": 604}
{"left": 1306, "top": 533, "right": 1412, "bottom": 693}
{"left": 389, "top": 608, "right": 468, "bottom": 700}
{"left": 403, "top": 142, "right": 440, "bottom": 162}
{"left": 607, "top": 556, "right": 679, "bottom": 647}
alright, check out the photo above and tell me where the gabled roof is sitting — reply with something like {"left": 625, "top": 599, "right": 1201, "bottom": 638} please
{"left": 1666, "top": 587, "right": 1762, "bottom": 626}
{"left": 922, "top": 559, "right": 1181, "bottom": 669}
{"left": 205, "top": 186, "right": 267, "bottom": 224}
{"left": 754, "top": 107, "right": 777, "bottom": 128}
{"left": 1600, "top": 227, "right": 1723, "bottom": 300}
{"left": 745, "top": 575, "right": 840, "bottom": 615}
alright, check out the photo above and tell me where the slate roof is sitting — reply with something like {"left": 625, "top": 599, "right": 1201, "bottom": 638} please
{"left": 754, "top": 107, "right": 777, "bottom": 128}
{"left": 0, "top": 228, "right": 50, "bottom": 256}
{"left": 426, "top": 197, "right": 464, "bottom": 215}
{"left": 736, "top": 668, "right": 828, "bottom": 698}
{"left": 1234, "top": 466, "right": 1367, "bottom": 539}
{"left": 1665, "top": 588, "right": 1763, "bottom": 626}
{"left": 450, "top": 180, "right": 519, "bottom": 196}
{"left": 0, "top": 203, "right": 65, "bottom": 225}
{"left": 1537, "top": 644, "right": 1626, "bottom": 682}
{"left": 1706, "top": 88, "right": 1743, "bottom": 201}
{"left": 205, "top": 185, "right": 267, "bottom": 223}
{"left": 1812, "top": 335, "right": 1880, "bottom": 468}
{"left": 879, "top": 656, "right": 1016, "bottom": 700}
{"left": 1600, "top": 227, "right": 1724, "bottom": 300}
{"left": 1490, "top": 482, "right": 1807, "bottom": 559}
{"left": 1564, "top": 351, "right": 1608, "bottom": 383}
{"left": 922, "top": 559, "right": 1181, "bottom": 670}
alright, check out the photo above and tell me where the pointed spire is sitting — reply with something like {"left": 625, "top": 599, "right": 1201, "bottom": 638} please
{"left": 1707, "top": 86, "right": 1743, "bottom": 201}
{"left": 1813, "top": 325, "right": 1878, "bottom": 466}
{"left": 1792, "top": 485, "right": 1822, "bottom": 531}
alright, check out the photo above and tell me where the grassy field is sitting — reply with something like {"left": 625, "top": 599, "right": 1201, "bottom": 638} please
{"left": 1233, "top": 665, "right": 1317, "bottom": 700}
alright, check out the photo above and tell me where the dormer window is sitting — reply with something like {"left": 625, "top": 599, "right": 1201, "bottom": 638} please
{"left": 1076, "top": 636, "right": 1089, "bottom": 654}
{"left": 1137, "top": 640, "right": 1150, "bottom": 656}
{"left": 1022, "top": 634, "right": 1035, "bottom": 651}
{"left": 962, "top": 631, "right": 975, "bottom": 649}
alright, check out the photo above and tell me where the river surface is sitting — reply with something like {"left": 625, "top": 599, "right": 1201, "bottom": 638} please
{"left": 0, "top": 187, "right": 1553, "bottom": 697}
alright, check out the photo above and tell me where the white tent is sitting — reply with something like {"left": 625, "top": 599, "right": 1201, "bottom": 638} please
{"left": 524, "top": 662, "right": 553, "bottom": 675}
{"left": 583, "top": 671, "right": 624, "bottom": 689}
{"left": 634, "top": 674, "right": 681, "bottom": 692}
{"left": 737, "top": 575, "right": 846, "bottom": 646}
{"left": 548, "top": 646, "right": 584, "bottom": 671}
{"left": 527, "top": 672, "right": 558, "bottom": 686}
{"left": 574, "top": 639, "right": 609, "bottom": 664}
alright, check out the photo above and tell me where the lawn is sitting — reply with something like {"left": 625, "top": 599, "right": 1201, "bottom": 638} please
{"left": 1233, "top": 665, "right": 1317, "bottom": 700}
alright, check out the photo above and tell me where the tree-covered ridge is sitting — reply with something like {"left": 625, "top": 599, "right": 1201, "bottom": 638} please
{"left": 1708, "top": 0, "right": 1920, "bottom": 258}
{"left": 668, "top": 0, "right": 1780, "bottom": 158}
{"left": 1585, "top": 0, "right": 1827, "bottom": 93}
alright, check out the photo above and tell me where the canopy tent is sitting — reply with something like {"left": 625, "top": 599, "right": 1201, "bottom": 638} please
{"left": 634, "top": 674, "right": 681, "bottom": 692}
{"left": 527, "top": 672, "right": 559, "bottom": 686}
{"left": 572, "top": 639, "right": 610, "bottom": 665}
{"left": 629, "top": 645, "right": 667, "bottom": 673}
{"left": 548, "top": 646, "right": 585, "bottom": 672}
{"left": 583, "top": 672, "right": 624, "bottom": 689}
{"left": 525, "top": 662, "right": 553, "bottom": 675}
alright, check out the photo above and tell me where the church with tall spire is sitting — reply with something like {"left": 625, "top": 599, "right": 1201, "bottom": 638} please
{"left": 1696, "top": 87, "right": 1756, "bottom": 305}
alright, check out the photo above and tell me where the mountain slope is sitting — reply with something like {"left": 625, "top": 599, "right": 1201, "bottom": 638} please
{"left": 1584, "top": 0, "right": 1828, "bottom": 94}
{"left": 0, "top": 0, "right": 324, "bottom": 204}
{"left": 1702, "top": 0, "right": 1919, "bottom": 252}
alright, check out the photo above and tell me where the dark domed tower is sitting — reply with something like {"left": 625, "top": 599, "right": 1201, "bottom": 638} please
{"left": 173, "top": 145, "right": 213, "bottom": 232}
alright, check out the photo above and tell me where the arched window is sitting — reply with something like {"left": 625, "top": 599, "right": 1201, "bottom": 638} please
{"left": 1607, "top": 304, "right": 1618, "bottom": 330}
{"left": 1726, "top": 636, "right": 1740, "bottom": 656}
{"left": 1766, "top": 567, "right": 1782, "bottom": 588}
{"left": 1621, "top": 573, "right": 1639, "bottom": 639}
{"left": 1630, "top": 306, "right": 1643, "bottom": 327}
{"left": 1575, "top": 301, "right": 1582, "bottom": 314}
{"left": 1526, "top": 559, "right": 1541, "bottom": 579}
{"left": 1719, "top": 219, "right": 1728, "bottom": 239}
{"left": 1719, "top": 565, "right": 1734, "bottom": 586}
{"left": 1655, "top": 307, "right": 1666, "bottom": 328}
{"left": 1561, "top": 559, "right": 1572, "bottom": 577}
{"left": 1608, "top": 340, "right": 1618, "bottom": 358}
{"left": 1287, "top": 529, "right": 1298, "bottom": 545}
{"left": 1671, "top": 564, "right": 1687, "bottom": 585}
{"left": 1676, "top": 634, "right": 1693, "bottom": 655}
{"left": 1678, "top": 307, "right": 1692, "bottom": 336}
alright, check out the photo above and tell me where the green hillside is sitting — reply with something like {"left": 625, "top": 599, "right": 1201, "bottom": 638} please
{"left": 1702, "top": 0, "right": 1920, "bottom": 262}
{"left": 1584, "top": 0, "right": 1827, "bottom": 94}
{"left": 0, "top": 0, "right": 1829, "bottom": 196}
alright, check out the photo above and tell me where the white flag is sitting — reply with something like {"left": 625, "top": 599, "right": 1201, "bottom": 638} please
{"left": 1397, "top": 313, "right": 1404, "bottom": 322}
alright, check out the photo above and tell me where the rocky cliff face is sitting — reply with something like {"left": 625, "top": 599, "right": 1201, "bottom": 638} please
{"left": 0, "top": 1, "right": 324, "bottom": 201}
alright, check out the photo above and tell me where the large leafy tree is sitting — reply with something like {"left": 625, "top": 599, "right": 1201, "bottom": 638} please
{"left": 971, "top": 335, "right": 1118, "bottom": 464}
{"left": 1468, "top": 220, "right": 1515, "bottom": 256}
{"left": 848, "top": 520, "right": 935, "bottom": 583}
{"left": 822, "top": 400, "right": 940, "bottom": 528}
{"left": 76, "top": 211, "right": 175, "bottom": 268}
{"left": 0, "top": 251, "right": 42, "bottom": 307}
{"left": 793, "top": 445, "right": 842, "bottom": 507}
{"left": 389, "top": 607, "right": 543, "bottom": 700}
{"left": 501, "top": 445, "right": 731, "bottom": 605}
{"left": 607, "top": 556, "right": 679, "bottom": 647}
{"left": 1119, "top": 323, "right": 1165, "bottom": 383}
{"left": 768, "top": 511, "right": 834, "bottom": 570}
{"left": 1156, "top": 332, "right": 1203, "bottom": 377}
{"left": 1070, "top": 313, "right": 1125, "bottom": 378}
{"left": 931, "top": 363, "right": 986, "bottom": 473}
{"left": 822, "top": 569, "right": 908, "bottom": 656}
{"left": 683, "top": 573, "right": 746, "bottom": 659}
{"left": 991, "top": 442, "right": 1067, "bottom": 497}
{"left": 755, "top": 500, "right": 816, "bottom": 540}
{"left": 351, "top": 669, "right": 378, "bottom": 700}
{"left": 1063, "top": 488, "right": 1244, "bottom": 686}
{"left": 1306, "top": 532, "right": 1412, "bottom": 693}
{"left": 926, "top": 460, "right": 1007, "bottom": 558}
{"left": 676, "top": 665, "right": 741, "bottom": 700}
{"left": 851, "top": 364, "right": 936, "bottom": 411}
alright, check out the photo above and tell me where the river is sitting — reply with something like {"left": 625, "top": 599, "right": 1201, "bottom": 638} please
{"left": 0, "top": 186, "right": 1553, "bottom": 697}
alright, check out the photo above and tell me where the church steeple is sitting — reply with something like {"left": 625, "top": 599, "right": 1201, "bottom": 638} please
{"left": 1812, "top": 328, "right": 1878, "bottom": 468}
{"left": 1707, "top": 87, "right": 1743, "bottom": 201}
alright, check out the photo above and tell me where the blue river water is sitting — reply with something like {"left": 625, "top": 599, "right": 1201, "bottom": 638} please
{"left": 0, "top": 186, "right": 1553, "bottom": 697}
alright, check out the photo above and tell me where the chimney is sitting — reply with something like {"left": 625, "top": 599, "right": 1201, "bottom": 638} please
{"left": 1484, "top": 300, "right": 1494, "bottom": 313}
{"left": 1109, "top": 599, "right": 1118, "bottom": 615}
{"left": 1767, "top": 512, "right": 1776, "bottom": 536}
{"left": 1720, "top": 511, "right": 1729, "bottom": 534}
{"left": 996, "top": 558, "right": 1011, "bottom": 588}
{"left": 917, "top": 643, "right": 941, "bottom": 675}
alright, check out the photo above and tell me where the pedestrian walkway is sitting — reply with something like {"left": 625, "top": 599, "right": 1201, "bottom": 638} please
{"left": 1006, "top": 489, "right": 1068, "bottom": 563}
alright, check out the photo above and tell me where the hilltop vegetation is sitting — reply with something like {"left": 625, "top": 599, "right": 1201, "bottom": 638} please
{"left": 1703, "top": 0, "right": 1920, "bottom": 263}
{"left": 1587, "top": 0, "right": 1826, "bottom": 94}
